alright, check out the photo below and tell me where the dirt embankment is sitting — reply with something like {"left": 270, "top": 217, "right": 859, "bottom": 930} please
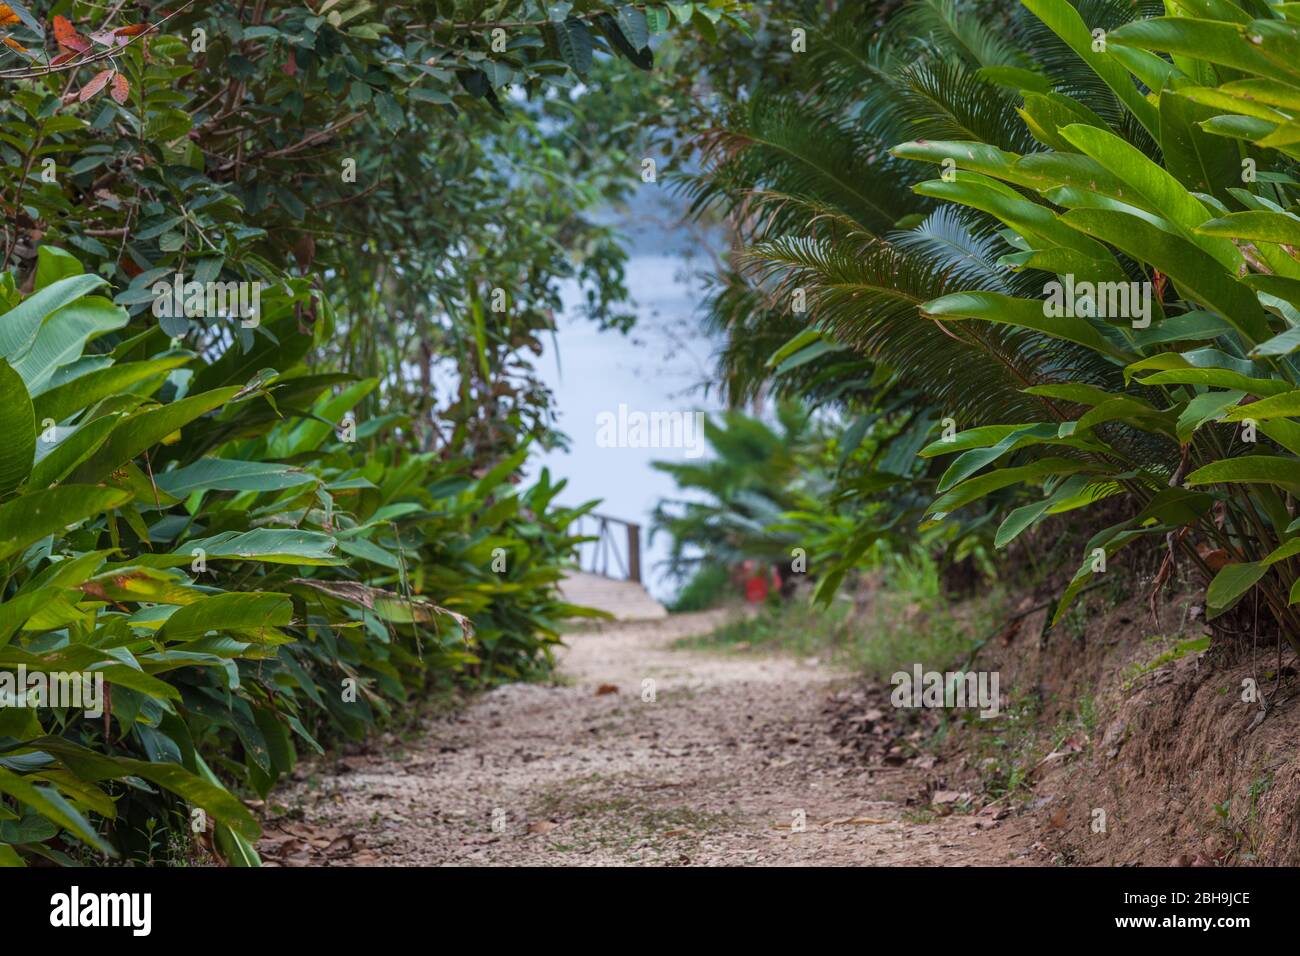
{"left": 937, "top": 583, "right": 1300, "bottom": 866}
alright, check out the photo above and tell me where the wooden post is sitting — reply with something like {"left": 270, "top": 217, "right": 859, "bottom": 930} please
{"left": 627, "top": 522, "right": 641, "bottom": 584}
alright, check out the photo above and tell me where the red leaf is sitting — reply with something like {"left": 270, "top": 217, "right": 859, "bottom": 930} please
{"left": 93, "top": 23, "right": 147, "bottom": 46}
{"left": 281, "top": 50, "right": 297, "bottom": 77}
{"left": 110, "top": 71, "right": 130, "bottom": 105}
{"left": 79, "top": 69, "right": 112, "bottom": 101}
{"left": 49, "top": 49, "right": 79, "bottom": 66}
{"left": 52, "top": 15, "right": 91, "bottom": 53}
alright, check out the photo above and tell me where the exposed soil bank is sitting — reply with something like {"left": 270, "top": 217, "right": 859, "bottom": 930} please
{"left": 956, "top": 587, "right": 1300, "bottom": 867}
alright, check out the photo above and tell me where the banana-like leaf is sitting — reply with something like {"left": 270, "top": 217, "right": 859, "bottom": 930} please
{"left": 33, "top": 355, "right": 191, "bottom": 425}
{"left": 1221, "top": 390, "right": 1300, "bottom": 421}
{"left": 11, "top": 296, "right": 127, "bottom": 393}
{"left": 922, "top": 291, "right": 1137, "bottom": 362}
{"left": 0, "top": 768, "right": 114, "bottom": 856}
{"left": 156, "top": 592, "right": 293, "bottom": 642}
{"left": 0, "top": 359, "right": 34, "bottom": 495}
{"left": 0, "top": 275, "right": 107, "bottom": 362}
{"left": 1206, "top": 561, "right": 1270, "bottom": 618}
{"left": 0, "top": 486, "right": 131, "bottom": 562}
{"left": 928, "top": 457, "right": 1090, "bottom": 516}
{"left": 68, "top": 387, "right": 241, "bottom": 483}
{"left": 1108, "top": 17, "right": 1290, "bottom": 82}
{"left": 1021, "top": 0, "right": 1159, "bottom": 135}
{"left": 155, "top": 458, "right": 316, "bottom": 496}
{"left": 1186, "top": 455, "right": 1300, "bottom": 491}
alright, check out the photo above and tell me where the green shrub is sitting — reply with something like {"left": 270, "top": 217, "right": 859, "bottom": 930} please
{"left": 0, "top": 257, "right": 593, "bottom": 865}
{"left": 689, "top": 0, "right": 1300, "bottom": 654}
{"left": 669, "top": 564, "right": 733, "bottom": 612}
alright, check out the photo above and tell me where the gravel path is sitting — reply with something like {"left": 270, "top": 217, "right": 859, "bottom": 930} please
{"left": 262, "top": 612, "right": 1023, "bottom": 866}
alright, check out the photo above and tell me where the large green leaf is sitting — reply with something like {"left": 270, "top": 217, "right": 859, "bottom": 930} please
{"left": 928, "top": 457, "right": 1090, "bottom": 516}
{"left": 0, "top": 274, "right": 107, "bottom": 362}
{"left": 1021, "top": 0, "right": 1159, "bottom": 135}
{"left": 0, "top": 768, "right": 114, "bottom": 856}
{"left": 11, "top": 296, "right": 128, "bottom": 393}
{"left": 291, "top": 578, "right": 471, "bottom": 630}
{"left": 0, "top": 360, "right": 34, "bottom": 495}
{"left": 28, "top": 416, "right": 116, "bottom": 488}
{"left": 1196, "top": 211, "right": 1300, "bottom": 245}
{"left": 155, "top": 458, "right": 316, "bottom": 496}
{"left": 68, "top": 387, "right": 241, "bottom": 483}
{"left": 178, "top": 529, "right": 341, "bottom": 566}
{"left": 1059, "top": 208, "right": 1273, "bottom": 345}
{"left": 0, "top": 486, "right": 131, "bottom": 562}
{"left": 12, "top": 737, "right": 259, "bottom": 840}
{"left": 922, "top": 291, "right": 1137, "bottom": 361}
{"left": 1186, "top": 455, "right": 1300, "bottom": 491}
{"left": 157, "top": 592, "right": 293, "bottom": 642}
{"left": 1059, "top": 123, "right": 1239, "bottom": 268}
{"left": 32, "top": 355, "right": 190, "bottom": 425}
{"left": 1136, "top": 368, "right": 1291, "bottom": 396}
{"left": 1108, "top": 17, "right": 1290, "bottom": 82}
{"left": 916, "top": 177, "right": 1114, "bottom": 260}
{"left": 1158, "top": 90, "right": 1242, "bottom": 200}
{"left": 1221, "top": 390, "right": 1300, "bottom": 422}
{"left": 1206, "top": 561, "right": 1270, "bottom": 618}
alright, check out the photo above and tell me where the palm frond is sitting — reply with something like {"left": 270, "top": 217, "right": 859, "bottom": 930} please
{"left": 894, "top": 57, "right": 1041, "bottom": 154}
{"left": 683, "top": 94, "right": 923, "bottom": 235}
{"left": 742, "top": 233, "right": 1120, "bottom": 423}
{"left": 886, "top": 0, "right": 1029, "bottom": 69}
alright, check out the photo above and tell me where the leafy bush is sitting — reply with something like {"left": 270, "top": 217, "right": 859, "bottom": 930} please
{"left": 0, "top": 0, "right": 746, "bottom": 867}
{"left": 685, "top": 0, "right": 1300, "bottom": 654}
{"left": 0, "top": 254, "right": 595, "bottom": 865}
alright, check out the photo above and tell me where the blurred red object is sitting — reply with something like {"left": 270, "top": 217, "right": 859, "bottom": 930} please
{"left": 742, "top": 560, "right": 777, "bottom": 603}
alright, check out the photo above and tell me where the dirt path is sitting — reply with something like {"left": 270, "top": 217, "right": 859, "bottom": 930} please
{"left": 263, "top": 612, "right": 1026, "bottom": 866}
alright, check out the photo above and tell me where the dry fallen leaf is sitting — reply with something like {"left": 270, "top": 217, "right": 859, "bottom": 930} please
{"left": 325, "top": 835, "right": 356, "bottom": 856}
{"left": 1197, "top": 546, "right": 1233, "bottom": 572}
{"left": 595, "top": 683, "right": 619, "bottom": 696}
{"left": 527, "top": 820, "right": 558, "bottom": 834}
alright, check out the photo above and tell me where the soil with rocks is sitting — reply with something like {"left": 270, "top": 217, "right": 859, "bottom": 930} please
{"left": 259, "top": 611, "right": 1032, "bottom": 866}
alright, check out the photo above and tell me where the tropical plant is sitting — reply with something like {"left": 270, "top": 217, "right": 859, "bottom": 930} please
{"left": 683, "top": 0, "right": 1300, "bottom": 652}
{"left": 0, "top": 1, "right": 748, "bottom": 865}
{"left": 651, "top": 401, "right": 821, "bottom": 583}
{"left": 0, "top": 251, "right": 605, "bottom": 865}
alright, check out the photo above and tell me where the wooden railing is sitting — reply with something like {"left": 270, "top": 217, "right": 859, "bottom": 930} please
{"left": 569, "top": 512, "right": 642, "bottom": 583}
